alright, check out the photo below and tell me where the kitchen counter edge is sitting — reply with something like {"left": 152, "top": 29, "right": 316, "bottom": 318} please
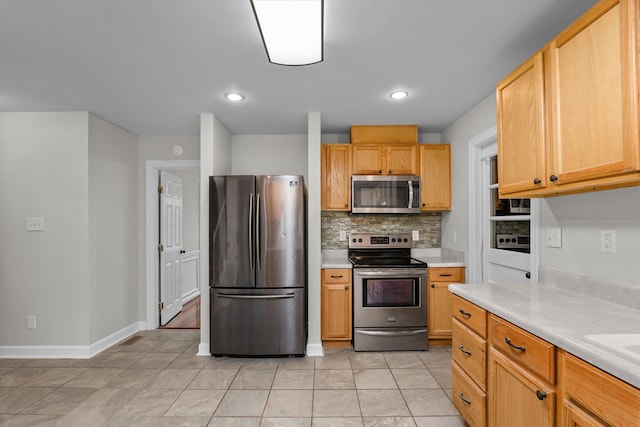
{"left": 449, "top": 282, "right": 640, "bottom": 390}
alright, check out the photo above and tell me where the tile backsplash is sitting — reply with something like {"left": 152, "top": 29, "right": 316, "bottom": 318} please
{"left": 321, "top": 211, "right": 441, "bottom": 249}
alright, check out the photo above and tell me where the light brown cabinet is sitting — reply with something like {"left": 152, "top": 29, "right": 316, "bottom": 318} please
{"left": 497, "top": 0, "right": 640, "bottom": 198}
{"left": 428, "top": 267, "right": 464, "bottom": 340}
{"left": 487, "top": 315, "right": 556, "bottom": 427}
{"left": 451, "top": 295, "right": 487, "bottom": 427}
{"left": 558, "top": 350, "right": 640, "bottom": 426}
{"left": 352, "top": 144, "right": 419, "bottom": 175}
{"left": 321, "top": 144, "right": 351, "bottom": 211}
{"left": 321, "top": 269, "right": 352, "bottom": 344}
{"left": 419, "top": 144, "right": 452, "bottom": 211}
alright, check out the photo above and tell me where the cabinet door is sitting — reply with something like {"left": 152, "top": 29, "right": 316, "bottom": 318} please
{"left": 352, "top": 144, "right": 385, "bottom": 175}
{"left": 420, "top": 144, "right": 452, "bottom": 210}
{"left": 428, "top": 281, "right": 453, "bottom": 338}
{"left": 321, "top": 144, "right": 351, "bottom": 211}
{"left": 561, "top": 401, "right": 607, "bottom": 427}
{"left": 321, "top": 270, "right": 352, "bottom": 340}
{"left": 547, "top": 0, "right": 640, "bottom": 185}
{"left": 497, "top": 52, "right": 547, "bottom": 195}
{"left": 386, "top": 145, "right": 418, "bottom": 175}
{"left": 488, "top": 348, "right": 555, "bottom": 427}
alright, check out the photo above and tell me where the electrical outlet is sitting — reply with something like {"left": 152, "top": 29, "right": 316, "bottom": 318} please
{"left": 412, "top": 230, "right": 419, "bottom": 241}
{"left": 27, "top": 315, "right": 36, "bottom": 329}
{"left": 601, "top": 229, "right": 616, "bottom": 253}
{"left": 26, "top": 217, "right": 45, "bottom": 231}
{"left": 339, "top": 230, "right": 347, "bottom": 241}
{"left": 453, "top": 231, "right": 457, "bottom": 243}
{"left": 546, "top": 227, "right": 562, "bottom": 248}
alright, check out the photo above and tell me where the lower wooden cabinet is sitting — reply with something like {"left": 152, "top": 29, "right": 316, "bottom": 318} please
{"left": 488, "top": 347, "right": 555, "bottom": 427}
{"left": 453, "top": 361, "right": 486, "bottom": 427}
{"left": 428, "top": 267, "right": 464, "bottom": 340}
{"left": 321, "top": 268, "right": 352, "bottom": 344}
{"left": 558, "top": 350, "right": 640, "bottom": 426}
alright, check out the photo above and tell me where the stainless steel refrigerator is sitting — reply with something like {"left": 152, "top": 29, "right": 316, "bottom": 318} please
{"left": 209, "top": 175, "right": 306, "bottom": 356}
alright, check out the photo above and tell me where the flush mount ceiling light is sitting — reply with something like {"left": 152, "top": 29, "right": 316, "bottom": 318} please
{"left": 225, "top": 92, "right": 245, "bottom": 102}
{"left": 389, "top": 90, "right": 409, "bottom": 100}
{"left": 250, "top": 0, "right": 324, "bottom": 66}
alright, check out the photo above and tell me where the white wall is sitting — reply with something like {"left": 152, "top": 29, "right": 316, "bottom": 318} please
{"left": 0, "top": 112, "right": 90, "bottom": 347}
{"left": 231, "top": 134, "right": 308, "bottom": 182}
{"left": 88, "top": 114, "right": 139, "bottom": 343}
{"left": 441, "top": 93, "right": 497, "bottom": 254}
{"left": 199, "top": 114, "right": 232, "bottom": 355}
{"left": 540, "top": 186, "right": 640, "bottom": 284}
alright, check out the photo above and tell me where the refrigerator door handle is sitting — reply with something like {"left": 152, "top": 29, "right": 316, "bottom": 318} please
{"left": 256, "top": 193, "right": 261, "bottom": 271}
{"left": 216, "top": 292, "right": 296, "bottom": 300}
{"left": 248, "top": 193, "right": 254, "bottom": 271}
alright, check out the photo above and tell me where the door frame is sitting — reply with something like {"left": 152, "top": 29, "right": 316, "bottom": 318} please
{"left": 145, "top": 160, "right": 199, "bottom": 330}
{"left": 467, "top": 126, "right": 540, "bottom": 284}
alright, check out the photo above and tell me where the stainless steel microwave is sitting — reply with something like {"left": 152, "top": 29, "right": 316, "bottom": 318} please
{"left": 351, "top": 175, "right": 421, "bottom": 213}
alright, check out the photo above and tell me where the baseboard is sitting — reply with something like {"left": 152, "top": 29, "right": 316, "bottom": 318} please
{"left": 306, "top": 342, "right": 324, "bottom": 357}
{"left": 197, "top": 342, "right": 210, "bottom": 356}
{"left": 182, "top": 289, "right": 200, "bottom": 304}
{"left": 0, "top": 321, "right": 145, "bottom": 359}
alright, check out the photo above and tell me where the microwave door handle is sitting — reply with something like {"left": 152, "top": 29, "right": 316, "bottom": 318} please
{"left": 408, "top": 180, "right": 413, "bottom": 208}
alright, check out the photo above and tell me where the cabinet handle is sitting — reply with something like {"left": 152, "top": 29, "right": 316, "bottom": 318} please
{"left": 344, "top": 204, "right": 348, "bottom": 208}
{"left": 431, "top": 284, "right": 435, "bottom": 288}
{"left": 505, "top": 337, "right": 526, "bottom": 352}
{"left": 344, "top": 286, "right": 349, "bottom": 290}
{"left": 525, "top": 272, "right": 531, "bottom": 279}
{"left": 549, "top": 174, "right": 558, "bottom": 182}
{"left": 459, "top": 309, "right": 471, "bottom": 318}
{"left": 330, "top": 275, "right": 344, "bottom": 279}
{"left": 378, "top": 170, "right": 382, "bottom": 174}
{"left": 536, "top": 390, "right": 547, "bottom": 401}
{"left": 458, "top": 344, "right": 472, "bottom": 356}
{"left": 533, "top": 178, "right": 541, "bottom": 185}
{"left": 458, "top": 391, "right": 472, "bottom": 405}
{"left": 422, "top": 203, "right": 426, "bottom": 207}
{"left": 388, "top": 170, "right": 392, "bottom": 174}
{"left": 439, "top": 273, "right": 453, "bottom": 277}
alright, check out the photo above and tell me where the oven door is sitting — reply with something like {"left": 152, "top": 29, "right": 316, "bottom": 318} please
{"left": 353, "top": 267, "right": 428, "bottom": 328}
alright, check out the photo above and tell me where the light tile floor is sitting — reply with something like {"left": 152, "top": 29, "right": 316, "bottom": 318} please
{"left": 0, "top": 329, "right": 465, "bottom": 426}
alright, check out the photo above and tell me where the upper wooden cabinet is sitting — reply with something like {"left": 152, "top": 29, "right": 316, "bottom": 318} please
{"left": 420, "top": 144, "right": 452, "bottom": 210}
{"left": 497, "top": 0, "right": 640, "bottom": 197}
{"left": 321, "top": 144, "right": 351, "bottom": 211}
{"left": 352, "top": 143, "right": 419, "bottom": 175}
{"left": 497, "top": 52, "right": 547, "bottom": 195}
{"left": 350, "top": 124, "right": 418, "bottom": 145}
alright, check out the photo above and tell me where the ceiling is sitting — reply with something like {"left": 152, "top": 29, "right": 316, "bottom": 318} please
{"left": 0, "top": 0, "right": 598, "bottom": 137}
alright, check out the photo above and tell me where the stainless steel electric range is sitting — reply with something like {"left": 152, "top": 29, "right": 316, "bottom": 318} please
{"left": 348, "top": 233, "right": 429, "bottom": 351}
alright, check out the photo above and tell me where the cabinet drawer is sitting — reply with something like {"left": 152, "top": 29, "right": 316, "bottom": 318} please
{"left": 452, "top": 295, "right": 487, "bottom": 338}
{"left": 489, "top": 315, "right": 555, "bottom": 383}
{"left": 453, "top": 361, "right": 486, "bottom": 427}
{"left": 452, "top": 318, "right": 487, "bottom": 391}
{"left": 322, "top": 269, "right": 351, "bottom": 284}
{"left": 429, "top": 267, "right": 464, "bottom": 282}
{"left": 560, "top": 350, "right": 640, "bottom": 426}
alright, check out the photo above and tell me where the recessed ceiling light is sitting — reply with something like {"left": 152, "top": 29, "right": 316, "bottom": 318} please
{"left": 389, "top": 90, "right": 409, "bottom": 100}
{"left": 225, "top": 92, "right": 244, "bottom": 102}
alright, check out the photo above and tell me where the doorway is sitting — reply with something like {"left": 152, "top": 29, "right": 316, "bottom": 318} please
{"left": 145, "top": 160, "right": 200, "bottom": 330}
{"left": 468, "top": 127, "right": 539, "bottom": 284}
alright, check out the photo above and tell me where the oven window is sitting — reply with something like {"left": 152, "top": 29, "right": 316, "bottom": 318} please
{"left": 363, "top": 278, "right": 419, "bottom": 307}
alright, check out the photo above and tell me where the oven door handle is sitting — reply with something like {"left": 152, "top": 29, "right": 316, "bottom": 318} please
{"left": 355, "top": 329, "right": 428, "bottom": 337}
{"left": 355, "top": 269, "right": 427, "bottom": 277}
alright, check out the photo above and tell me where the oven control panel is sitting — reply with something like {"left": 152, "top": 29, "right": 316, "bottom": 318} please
{"left": 349, "top": 233, "right": 413, "bottom": 249}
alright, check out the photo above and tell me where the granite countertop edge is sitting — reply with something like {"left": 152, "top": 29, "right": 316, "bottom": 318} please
{"left": 449, "top": 282, "right": 640, "bottom": 389}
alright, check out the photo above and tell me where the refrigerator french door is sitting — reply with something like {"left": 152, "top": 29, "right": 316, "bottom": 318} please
{"left": 209, "top": 175, "right": 306, "bottom": 356}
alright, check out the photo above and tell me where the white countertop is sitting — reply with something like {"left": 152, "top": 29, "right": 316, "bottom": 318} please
{"left": 321, "top": 248, "right": 465, "bottom": 269}
{"left": 449, "top": 282, "right": 640, "bottom": 389}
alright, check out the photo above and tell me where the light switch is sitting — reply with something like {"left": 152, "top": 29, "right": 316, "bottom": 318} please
{"left": 412, "top": 230, "right": 419, "bottom": 241}
{"left": 546, "top": 227, "right": 561, "bottom": 248}
{"left": 26, "top": 217, "right": 45, "bottom": 231}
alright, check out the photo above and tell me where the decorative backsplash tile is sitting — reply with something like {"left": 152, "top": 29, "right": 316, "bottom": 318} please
{"left": 321, "top": 212, "right": 441, "bottom": 249}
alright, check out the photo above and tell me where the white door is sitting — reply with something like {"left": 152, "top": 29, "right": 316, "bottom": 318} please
{"left": 469, "top": 129, "right": 538, "bottom": 285}
{"left": 159, "top": 170, "right": 183, "bottom": 325}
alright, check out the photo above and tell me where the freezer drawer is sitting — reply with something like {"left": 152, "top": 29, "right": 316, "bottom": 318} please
{"left": 210, "top": 288, "right": 306, "bottom": 356}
